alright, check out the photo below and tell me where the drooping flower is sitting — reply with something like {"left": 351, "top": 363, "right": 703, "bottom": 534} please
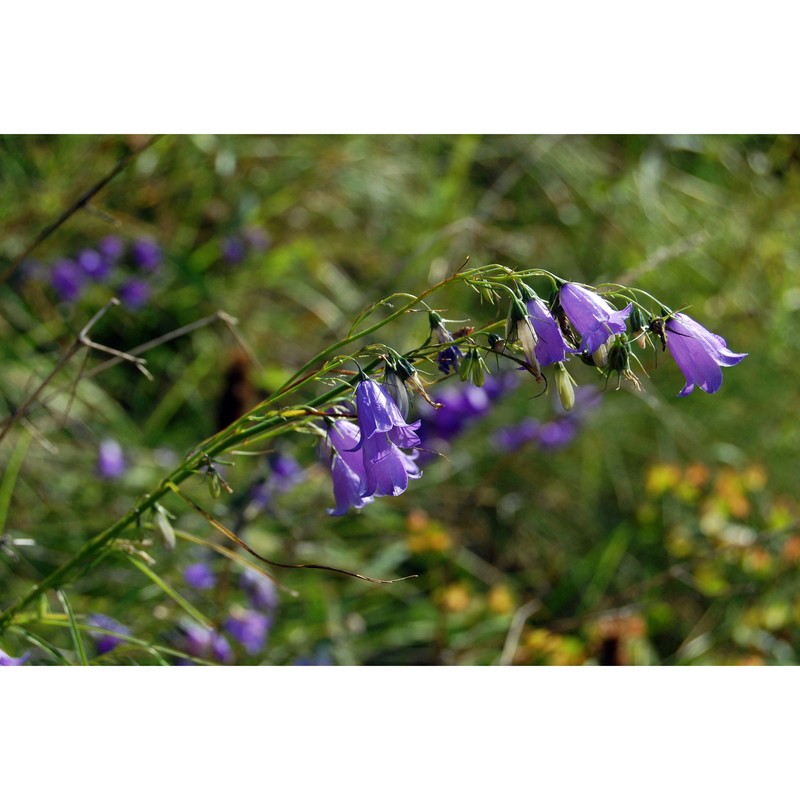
{"left": 184, "top": 562, "right": 216, "bottom": 591}
{"left": 240, "top": 570, "right": 280, "bottom": 612}
{"left": 559, "top": 283, "right": 632, "bottom": 359}
{"left": 664, "top": 313, "right": 747, "bottom": 397}
{"left": 87, "top": 613, "right": 131, "bottom": 655}
{"left": 526, "top": 296, "right": 574, "bottom": 366}
{"left": 0, "top": 648, "right": 30, "bottom": 666}
{"left": 325, "top": 418, "right": 374, "bottom": 515}
{"left": 225, "top": 608, "right": 271, "bottom": 655}
{"left": 353, "top": 378, "right": 422, "bottom": 498}
{"left": 96, "top": 439, "right": 126, "bottom": 480}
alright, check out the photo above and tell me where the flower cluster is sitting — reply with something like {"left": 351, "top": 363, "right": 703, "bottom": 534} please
{"left": 177, "top": 566, "right": 279, "bottom": 663}
{"left": 325, "top": 378, "right": 422, "bottom": 516}
{"left": 24, "top": 235, "right": 163, "bottom": 309}
{"left": 319, "top": 276, "right": 746, "bottom": 515}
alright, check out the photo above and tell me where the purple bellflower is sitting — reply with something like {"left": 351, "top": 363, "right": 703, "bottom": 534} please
{"left": 664, "top": 313, "right": 747, "bottom": 396}
{"left": 87, "top": 613, "right": 131, "bottom": 655}
{"left": 179, "top": 622, "right": 233, "bottom": 664}
{"left": 326, "top": 418, "right": 374, "bottom": 515}
{"left": 184, "top": 562, "right": 216, "bottom": 590}
{"left": 225, "top": 608, "right": 271, "bottom": 655}
{"left": 240, "top": 571, "right": 279, "bottom": 612}
{"left": 99, "top": 235, "right": 125, "bottom": 264}
{"left": 97, "top": 439, "right": 126, "bottom": 480}
{"left": 527, "top": 296, "right": 574, "bottom": 366}
{"left": 353, "top": 378, "right": 422, "bottom": 498}
{"left": 131, "top": 238, "right": 162, "bottom": 272}
{"left": 51, "top": 258, "right": 86, "bottom": 303}
{"left": 119, "top": 278, "right": 151, "bottom": 309}
{"left": 77, "top": 248, "right": 111, "bottom": 282}
{"left": 0, "top": 648, "right": 30, "bottom": 666}
{"left": 559, "top": 284, "right": 632, "bottom": 358}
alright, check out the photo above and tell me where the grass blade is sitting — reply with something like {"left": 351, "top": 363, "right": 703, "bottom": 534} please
{"left": 0, "top": 429, "right": 32, "bottom": 535}
{"left": 56, "top": 589, "right": 89, "bottom": 665}
{"left": 125, "top": 555, "right": 213, "bottom": 629}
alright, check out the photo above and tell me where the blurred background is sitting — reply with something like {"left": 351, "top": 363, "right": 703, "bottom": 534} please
{"left": 0, "top": 134, "right": 797, "bottom": 665}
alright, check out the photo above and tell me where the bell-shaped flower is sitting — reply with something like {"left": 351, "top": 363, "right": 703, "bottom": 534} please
{"left": 325, "top": 418, "right": 374, "bottom": 516}
{"left": 353, "top": 378, "right": 422, "bottom": 498}
{"left": 664, "top": 313, "right": 747, "bottom": 396}
{"left": 527, "top": 297, "right": 574, "bottom": 366}
{"left": 559, "top": 283, "right": 632, "bottom": 357}
{"left": 360, "top": 431, "right": 421, "bottom": 497}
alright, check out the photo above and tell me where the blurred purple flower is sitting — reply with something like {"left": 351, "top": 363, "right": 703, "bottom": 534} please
{"left": 221, "top": 235, "right": 247, "bottom": 265}
{"left": 131, "top": 238, "right": 162, "bottom": 272}
{"left": 665, "top": 313, "right": 747, "bottom": 397}
{"left": 225, "top": 608, "right": 271, "bottom": 655}
{"left": 179, "top": 622, "right": 233, "bottom": 664}
{"left": 87, "top": 613, "right": 130, "bottom": 655}
{"left": 96, "top": 439, "right": 126, "bottom": 480}
{"left": 527, "top": 297, "right": 573, "bottom": 366}
{"left": 353, "top": 379, "right": 421, "bottom": 498}
{"left": 119, "top": 278, "right": 151, "bottom": 309}
{"left": 268, "top": 452, "right": 303, "bottom": 493}
{"left": 418, "top": 373, "right": 518, "bottom": 447}
{"left": 0, "top": 648, "right": 29, "bottom": 666}
{"left": 493, "top": 386, "right": 601, "bottom": 453}
{"left": 51, "top": 258, "right": 85, "bottom": 303}
{"left": 184, "top": 562, "right": 216, "bottom": 590}
{"left": 77, "top": 248, "right": 111, "bottom": 282}
{"left": 240, "top": 571, "right": 280, "bottom": 612}
{"left": 559, "top": 284, "right": 632, "bottom": 356}
{"left": 99, "top": 235, "right": 125, "bottom": 263}
{"left": 494, "top": 419, "right": 542, "bottom": 451}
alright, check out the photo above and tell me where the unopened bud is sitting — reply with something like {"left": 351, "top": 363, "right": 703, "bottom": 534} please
{"left": 554, "top": 363, "right": 576, "bottom": 412}
{"left": 591, "top": 341, "right": 610, "bottom": 368}
{"left": 152, "top": 503, "right": 176, "bottom": 551}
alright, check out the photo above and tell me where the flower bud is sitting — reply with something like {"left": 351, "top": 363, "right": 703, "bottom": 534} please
{"left": 629, "top": 306, "right": 649, "bottom": 349}
{"left": 554, "top": 363, "right": 576, "bottom": 412}
{"left": 152, "top": 503, "right": 176, "bottom": 551}
{"left": 383, "top": 364, "right": 410, "bottom": 419}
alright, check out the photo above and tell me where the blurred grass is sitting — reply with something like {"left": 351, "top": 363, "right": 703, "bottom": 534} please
{"left": 1, "top": 134, "right": 799, "bottom": 665}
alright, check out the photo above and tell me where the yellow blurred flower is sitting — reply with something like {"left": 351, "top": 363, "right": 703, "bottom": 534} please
{"left": 645, "top": 464, "right": 681, "bottom": 497}
{"left": 487, "top": 585, "right": 515, "bottom": 615}
{"left": 436, "top": 583, "right": 471, "bottom": 613}
{"left": 405, "top": 509, "right": 452, "bottom": 554}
